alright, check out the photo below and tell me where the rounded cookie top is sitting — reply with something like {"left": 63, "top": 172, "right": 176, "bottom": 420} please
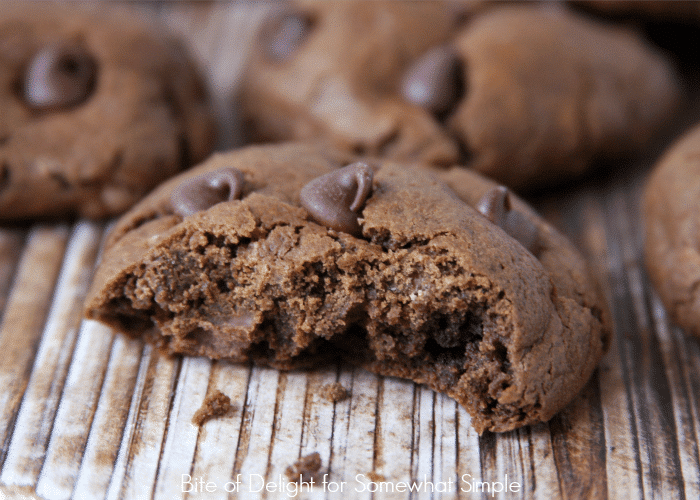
{"left": 85, "top": 142, "right": 608, "bottom": 433}
{"left": 644, "top": 123, "right": 700, "bottom": 336}
{"left": 0, "top": 2, "right": 216, "bottom": 220}
{"left": 240, "top": 2, "right": 679, "bottom": 190}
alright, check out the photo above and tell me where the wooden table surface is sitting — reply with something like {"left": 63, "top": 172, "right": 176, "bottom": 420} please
{"left": 1, "top": 2, "right": 700, "bottom": 499}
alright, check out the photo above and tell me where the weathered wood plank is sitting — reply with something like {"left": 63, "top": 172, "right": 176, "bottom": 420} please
{"left": 153, "top": 356, "right": 212, "bottom": 500}
{"left": 373, "top": 376, "right": 415, "bottom": 498}
{"left": 652, "top": 293, "right": 700, "bottom": 500}
{"left": 266, "top": 371, "right": 310, "bottom": 486}
{"left": 34, "top": 320, "right": 116, "bottom": 500}
{"left": 71, "top": 335, "right": 143, "bottom": 499}
{"left": 287, "top": 367, "right": 347, "bottom": 499}
{"left": 188, "top": 361, "right": 250, "bottom": 500}
{"left": 0, "top": 225, "right": 70, "bottom": 467}
{"left": 412, "top": 386, "right": 435, "bottom": 490}
{"left": 234, "top": 366, "right": 282, "bottom": 499}
{"left": 455, "top": 405, "right": 482, "bottom": 500}
{"left": 0, "top": 228, "right": 25, "bottom": 319}
{"left": 548, "top": 376, "right": 608, "bottom": 500}
{"left": 433, "top": 395, "right": 459, "bottom": 497}
{"left": 581, "top": 193, "right": 645, "bottom": 500}
{"left": 0, "top": 222, "right": 102, "bottom": 487}
{"left": 108, "top": 348, "right": 180, "bottom": 500}
{"left": 328, "top": 368, "right": 379, "bottom": 499}
{"left": 608, "top": 190, "right": 684, "bottom": 499}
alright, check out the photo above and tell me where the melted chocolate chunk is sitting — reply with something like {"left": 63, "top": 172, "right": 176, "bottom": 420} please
{"left": 23, "top": 43, "right": 97, "bottom": 111}
{"left": 171, "top": 167, "right": 244, "bottom": 217}
{"left": 400, "top": 45, "right": 462, "bottom": 115}
{"left": 476, "top": 186, "right": 538, "bottom": 253}
{"left": 300, "top": 162, "right": 373, "bottom": 236}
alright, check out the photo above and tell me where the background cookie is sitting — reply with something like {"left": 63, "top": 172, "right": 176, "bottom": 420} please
{"left": 239, "top": 1, "right": 470, "bottom": 165}
{"left": 446, "top": 5, "right": 680, "bottom": 189}
{"left": 644, "top": 123, "right": 700, "bottom": 336}
{"left": 0, "top": 3, "right": 216, "bottom": 220}
{"left": 240, "top": 2, "right": 680, "bottom": 191}
{"left": 84, "top": 142, "right": 609, "bottom": 433}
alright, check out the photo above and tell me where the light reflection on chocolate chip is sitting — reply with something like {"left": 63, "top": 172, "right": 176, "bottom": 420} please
{"left": 400, "top": 45, "right": 461, "bottom": 115}
{"left": 171, "top": 167, "right": 245, "bottom": 218}
{"left": 300, "top": 162, "right": 374, "bottom": 236}
{"left": 476, "top": 186, "right": 539, "bottom": 253}
{"left": 24, "top": 44, "right": 97, "bottom": 111}
{"left": 260, "top": 7, "right": 312, "bottom": 62}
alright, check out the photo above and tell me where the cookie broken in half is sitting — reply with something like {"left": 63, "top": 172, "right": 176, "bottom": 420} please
{"left": 85, "top": 142, "right": 608, "bottom": 433}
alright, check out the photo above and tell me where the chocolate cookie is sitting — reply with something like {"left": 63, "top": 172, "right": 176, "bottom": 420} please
{"left": 84, "top": 142, "right": 609, "bottom": 433}
{"left": 644, "top": 124, "right": 700, "bottom": 337}
{"left": 0, "top": 3, "right": 216, "bottom": 220}
{"left": 240, "top": 2, "right": 680, "bottom": 190}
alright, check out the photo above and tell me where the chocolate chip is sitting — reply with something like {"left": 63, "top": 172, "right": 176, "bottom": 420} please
{"left": 23, "top": 44, "right": 97, "bottom": 111}
{"left": 476, "top": 186, "right": 539, "bottom": 253}
{"left": 400, "top": 45, "right": 462, "bottom": 115}
{"left": 171, "top": 167, "right": 245, "bottom": 218}
{"left": 260, "top": 7, "right": 312, "bottom": 62}
{"left": 300, "top": 162, "right": 373, "bottom": 236}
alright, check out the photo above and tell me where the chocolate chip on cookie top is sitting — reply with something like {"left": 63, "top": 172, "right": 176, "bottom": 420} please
{"left": 400, "top": 45, "right": 463, "bottom": 115}
{"left": 300, "top": 162, "right": 374, "bottom": 236}
{"left": 171, "top": 167, "right": 245, "bottom": 218}
{"left": 23, "top": 43, "right": 97, "bottom": 111}
{"left": 476, "top": 186, "right": 539, "bottom": 254}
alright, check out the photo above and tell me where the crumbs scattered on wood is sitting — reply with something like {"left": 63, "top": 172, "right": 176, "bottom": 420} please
{"left": 367, "top": 471, "right": 385, "bottom": 482}
{"left": 285, "top": 452, "right": 322, "bottom": 483}
{"left": 192, "top": 390, "right": 234, "bottom": 426}
{"left": 319, "top": 382, "right": 349, "bottom": 403}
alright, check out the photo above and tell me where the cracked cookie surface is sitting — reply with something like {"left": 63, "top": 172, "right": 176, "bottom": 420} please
{"left": 0, "top": 2, "right": 215, "bottom": 220}
{"left": 85, "top": 142, "right": 609, "bottom": 433}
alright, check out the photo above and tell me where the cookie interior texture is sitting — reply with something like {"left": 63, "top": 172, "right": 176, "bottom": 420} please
{"left": 0, "top": 2, "right": 215, "bottom": 220}
{"left": 644, "top": 123, "right": 700, "bottom": 336}
{"left": 84, "top": 142, "right": 609, "bottom": 433}
{"left": 240, "top": 2, "right": 680, "bottom": 191}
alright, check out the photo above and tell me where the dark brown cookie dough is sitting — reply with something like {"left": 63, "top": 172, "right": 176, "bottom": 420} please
{"left": 240, "top": 2, "right": 679, "bottom": 190}
{"left": 84, "top": 142, "right": 609, "bottom": 433}
{"left": 644, "top": 124, "right": 700, "bottom": 337}
{"left": 0, "top": 2, "right": 216, "bottom": 220}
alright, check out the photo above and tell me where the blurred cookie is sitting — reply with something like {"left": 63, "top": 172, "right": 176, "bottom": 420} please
{"left": 644, "top": 124, "right": 700, "bottom": 336}
{"left": 0, "top": 3, "right": 216, "bottom": 220}
{"left": 84, "top": 142, "right": 609, "bottom": 433}
{"left": 240, "top": 3, "right": 680, "bottom": 190}
{"left": 239, "top": 1, "right": 470, "bottom": 165}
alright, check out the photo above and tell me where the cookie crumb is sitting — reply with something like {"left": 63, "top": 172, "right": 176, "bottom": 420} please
{"left": 192, "top": 390, "right": 233, "bottom": 426}
{"left": 367, "top": 471, "right": 385, "bottom": 482}
{"left": 319, "top": 382, "right": 349, "bottom": 403}
{"left": 285, "top": 452, "right": 322, "bottom": 483}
